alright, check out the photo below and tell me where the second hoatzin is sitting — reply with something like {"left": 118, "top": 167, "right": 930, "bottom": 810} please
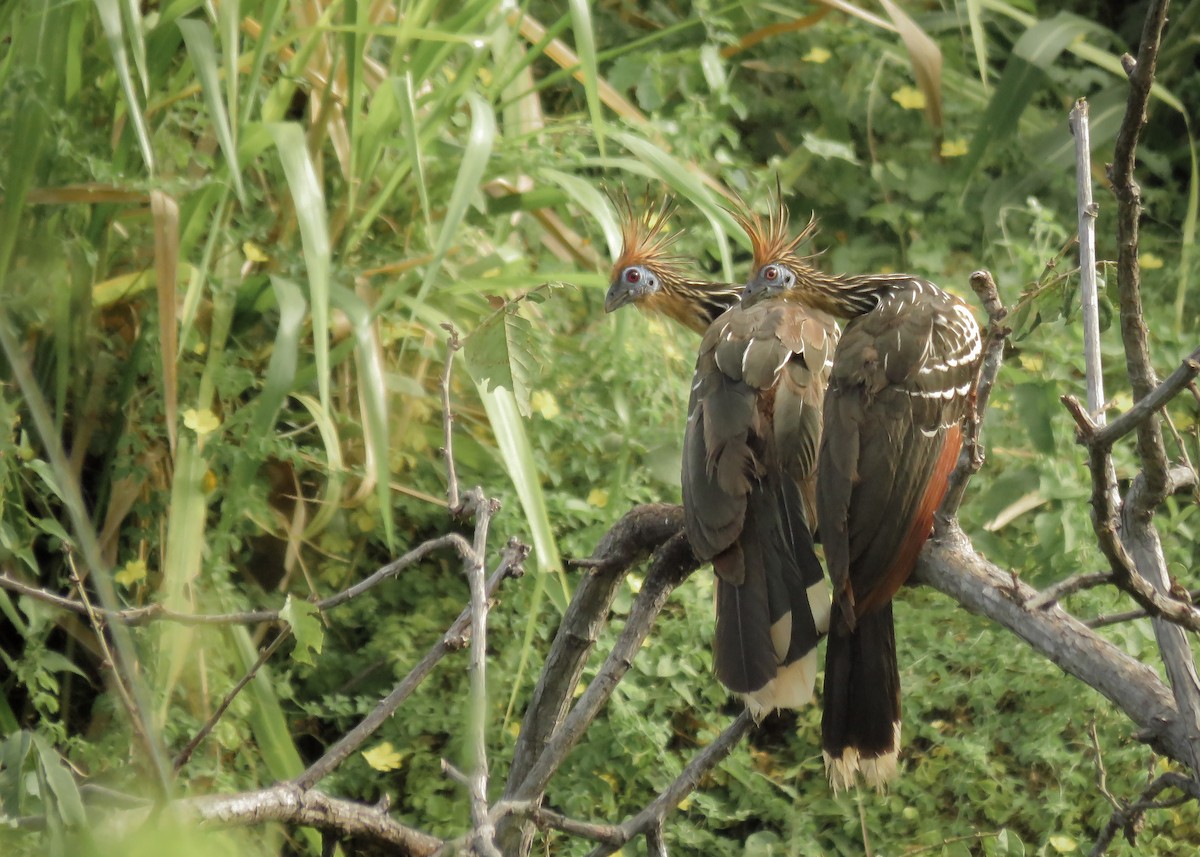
{"left": 744, "top": 252, "right": 982, "bottom": 791}
{"left": 605, "top": 192, "right": 741, "bottom": 334}
{"left": 682, "top": 196, "right": 839, "bottom": 717}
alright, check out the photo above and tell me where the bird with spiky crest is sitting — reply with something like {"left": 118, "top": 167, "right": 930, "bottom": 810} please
{"left": 681, "top": 186, "right": 839, "bottom": 718}
{"left": 741, "top": 214, "right": 983, "bottom": 792}
{"left": 605, "top": 191, "right": 742, "bottom": 334}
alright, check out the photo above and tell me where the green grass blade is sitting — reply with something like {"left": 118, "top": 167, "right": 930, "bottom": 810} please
{"left": 964, "top": 0, "right": 989, "bottom": 92}
{"left": 567, "top": 0, "right": 605, "bottom": 157}
{"left": 253, "top": 277, "right": 308, "bottom": 437}
{"left": 960, "top": 13, "right": 1099, "bottom": 177}
{"left": 291, "top": 394, "right": 345, "bottom": 539}
{"left": 178, "top": 18, "right": 247, "bottom": 204}
{"left": 93, "top": 0, "right": 156, "bottom": 174}
{"left": 608, "top": 131, "right": 743, "bottom": 279}
{"left": 415, "top": 92, "right": 496, "bottom": 303}
{"left": 542, "top": 168, "right": 622, "bottom": 260}
{"left": 477, "top": 384, "right": 568, "bottom": 609}
{"left": 477, "top": 382, "right": 569, "bottom": 725}
{"left": 156, "top": 436, "right": 209, "bottom": 722}
{"left": 1174, "top": 133, "right": 1198, "bottom": 331}
{"left": 239, "top": 0, "right": 287, "bottom": 127}
{"left": 330, "top": 284, "right": 396, "bottom": 550}
{"left": 120, "top": 0, "right": 149, "bottom": 95}
{"left": 219, "top": 0, "right": 238, "bottom": 139}
{"left": 399, "top": 73, "right": 433, "bottom": 239}
{"left": 268, "top": 122, "right": 332, "bottom": 413}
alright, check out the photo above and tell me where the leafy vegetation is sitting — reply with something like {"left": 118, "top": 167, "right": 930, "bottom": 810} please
{"left": 1, "top": 0, "right": 1198, "bottom": 855}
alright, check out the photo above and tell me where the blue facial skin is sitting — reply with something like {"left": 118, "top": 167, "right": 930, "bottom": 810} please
{"left": 741, "top": 263, "right": 796, "bottom": 307}
{"left": 605, "top": 265, "right": 659, "bottom": 312}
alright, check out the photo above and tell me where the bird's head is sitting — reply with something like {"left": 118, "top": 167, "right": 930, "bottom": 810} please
{"left": 732, "top": 181, "right": 823, "bottom": 307}
{"left": 605, "top": 190, "right": 689, "bottom": 314}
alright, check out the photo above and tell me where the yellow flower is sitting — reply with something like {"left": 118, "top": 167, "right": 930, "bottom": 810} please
{"left": 183, "top": 408, "right": 220, "bottom": 435}
{"left": 1140, "top": 252, "right": 1164, "bottom": 270}
{"left": 362, "top": 741, "right": 406, "bottom": 772}
{"left": 586, "top": 488, "right": 609, "bottom": 508}
{"left": 115, "top": 559, "right": 147, "bottom": 587}
{"left": 892, "top": 85, "right": 926, "bottom": 111}
{"left": 243, "top": 241, "right": 269, "bottom": 263}
{"left": 802, "top": 47, "right": 831, "bottom": 64}
{"left": 531, "top": 390, "right": 560, "bottom": 420}
{"left": 940, "top": 137, "right": 969, "bottom": 158}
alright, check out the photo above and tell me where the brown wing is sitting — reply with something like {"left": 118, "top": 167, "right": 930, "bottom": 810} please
{"left": 818, "top": 280, "right": 980, "bottom": 621}
{"left": 818, "top": 277, "right": 981, "bottom": 790}
{"left": 682, "top": 299, "right": 839, "bottom": 714}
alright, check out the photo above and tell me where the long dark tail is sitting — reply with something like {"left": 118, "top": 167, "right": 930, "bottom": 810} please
{"left": 713, "top": 476, "right": 829, "bottom": 717}
{"left": 821, "top": 603, "right": 901, "bottom": 791}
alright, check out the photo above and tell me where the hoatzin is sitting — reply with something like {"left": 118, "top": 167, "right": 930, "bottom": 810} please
{"left": 605, "top": 193, "right": 741, "bottom": 334}
{"left": 681, "top": 197, "right": 839, "bottom": 717}
{"left": 743, "top": 256, "right": 982, "bottom": 791}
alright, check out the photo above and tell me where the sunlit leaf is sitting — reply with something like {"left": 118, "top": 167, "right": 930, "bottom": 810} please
{"left": 281, "top": 596, "right": 323, "bottom": 666}
{"left": 464, "top": 302, "right": 537, "bottom": 417}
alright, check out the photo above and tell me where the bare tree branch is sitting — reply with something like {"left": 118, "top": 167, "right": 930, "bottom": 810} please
{"left": 583, "top": 711, "right": 754, "bottom": 857}
{"left": 1088, "top": 772, "right": 1200, "bottom": 856}
{"left": 181, "top": 784, "right": 442, "bottom": 856}
{"left": 0, "top": 533, "right": 475, "bottom": 626}
{"left": 1027, "top": 572, "right": 1112, "bottom": 611}
{"left": 463, "top": 489, "right": 502, "bottom": 857}
{"left": 916, "top": 523, "right": 1196, "bottom": 769}
{"left": 505, "top": 532, "right": 699, "bottom": 819}
{"left": 174, "top": 627, "right": 293, "bottom": 771}
{"left": 1063, "top": 401, "right": 1200, "bottom": 633}
{"left": 497, "top": 504, "right": 686, "bottom": 853}
{"left": 293, "top": 540, "right": 527, "bottom": 789}
{"left": 1109, "top": 0, "right": 1173, "bottom": 509}
{"left": 1092, "top": 345, "right": 1200, "bottom": 450}
{"left": 1071, "top": 98, "right": 1106, "bottom": 420}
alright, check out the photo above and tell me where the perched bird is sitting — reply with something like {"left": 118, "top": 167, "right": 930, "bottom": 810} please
{"left": 681, "top": 195, "right": 839, "bottom": 717}
{"left": 605, "top": 192, "right": 741, "bottom": 334}
{"left": 743, "top": 254, "right": 982, "bottom": 791}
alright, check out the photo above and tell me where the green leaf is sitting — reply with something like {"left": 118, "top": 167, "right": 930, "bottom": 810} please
{"left": 416, "top": 92, "right": 496, "bottom": 303}
{"left": 568, "top": 0, "right": 605, "bottom": 157}
{"left": 268, "top": 122, "right": 331, "bottom": 414}
{"left": 93, "top": 0, "right": 155, "bottom": 173}
{"left": 252, "top": 277, "right": 307, "bottom": 437}
{"left": 962, "top": 13, "right": 1102, "bottom": 176}
{"left": 32, "top": 734, "right": 86, "bottom": 828}
{"left": 330, "top": 284, "right": 395, "bottom": 550}
{"left": 464, "top": 302, "right": 537, "bottom": 418}
{"left": 178, "top": 18, "right": 246, "bottom": 204}
{"left": 280, "top": 595, "right": 323, "bottom": 666}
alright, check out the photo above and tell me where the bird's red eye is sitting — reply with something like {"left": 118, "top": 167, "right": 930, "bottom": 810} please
{"left": 764, "top": 266, "right": 779, "bottom": 281}
{"left": 625, "top": 268, "right": 641, "bottom": 284}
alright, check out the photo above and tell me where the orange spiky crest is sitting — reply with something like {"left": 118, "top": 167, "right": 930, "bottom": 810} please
{"left": 608, "top": 190, "right": 692, "bottom": 287}
{"left": 731, "top": 183, "right": 823, "bottom": 275}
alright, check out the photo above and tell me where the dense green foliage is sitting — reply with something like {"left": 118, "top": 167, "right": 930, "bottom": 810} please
{"left": 1, "top": 0, "right": 1198, "bottom": 855}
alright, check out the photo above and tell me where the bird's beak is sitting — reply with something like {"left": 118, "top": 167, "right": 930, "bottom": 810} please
{"left": 604, "top": 282, "right": 634, "bottom": 313}
{"left": 740, "top": 280, "right": 767, "bottom": 307}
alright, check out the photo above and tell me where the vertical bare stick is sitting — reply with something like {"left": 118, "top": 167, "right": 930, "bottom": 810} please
{"left": 440, "top": 323, "right": 463, "bottom": 514}
{"left": 1071, "top": 100, "right": 1120, "bottom": 508}
{"left": 1070, "top": 99, "right": 1106, "bottom": 420}
{"left": 464, "top": 488, "right": 501, "bottom": 857}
